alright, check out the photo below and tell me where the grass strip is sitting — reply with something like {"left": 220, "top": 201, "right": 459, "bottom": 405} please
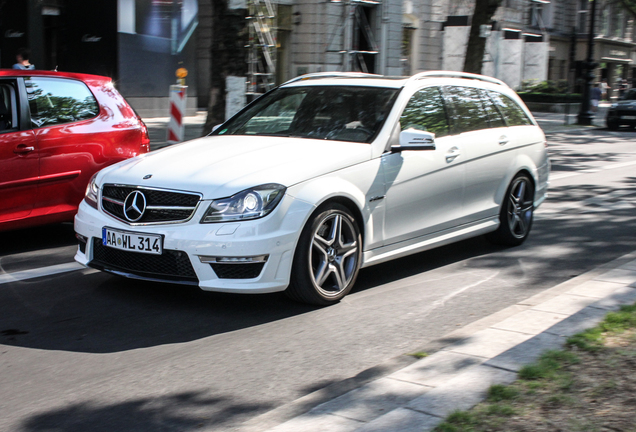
{"left": 433, "top": 302, "right": 636, "bottom": 432}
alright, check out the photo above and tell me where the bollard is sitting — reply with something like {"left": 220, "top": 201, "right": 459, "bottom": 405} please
{"left": 167, "top": 85, "right": 187, "bottom": 143}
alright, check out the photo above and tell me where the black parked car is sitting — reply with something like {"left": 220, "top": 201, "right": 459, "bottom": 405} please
{"left": 607, "top": 88, "right": 636, "bottom": 130}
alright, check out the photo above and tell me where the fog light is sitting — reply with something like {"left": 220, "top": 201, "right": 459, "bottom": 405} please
{"left": 198, "top": 255, "right": 268, "bottom": 264}
{"left": 76, "top": 233, "right": 88, "bottom": 254}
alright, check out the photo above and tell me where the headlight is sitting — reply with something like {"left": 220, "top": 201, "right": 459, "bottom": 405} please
{"left": 200, "top": 184, "right": 286, "bottom": 223}
{"left": 84, "top": 173, "right": 99, "bottom": 209}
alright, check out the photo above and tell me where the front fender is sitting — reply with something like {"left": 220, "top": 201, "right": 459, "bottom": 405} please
{"left": 286, "top": 159, "right": 386, "bottom": 251}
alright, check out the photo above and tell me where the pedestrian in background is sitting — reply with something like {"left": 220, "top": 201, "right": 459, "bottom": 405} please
{"left": 591, "top": 82, "right": 602, "bottom": 113}
{"left": 601, "top": 79, "right": 609, "bottom": 101}
{"left": 12, "top": 48, "right": 35, "bottom": 70}
{"left": 619, "top": 79, "right": 629, "bottom": 99}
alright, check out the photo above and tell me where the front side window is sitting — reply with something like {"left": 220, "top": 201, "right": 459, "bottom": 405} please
{"left": 25, "top": 77, "right": 99, "bottom": 128}
{"left": 400, "top": 86, "right": 450, "bottom": 138}
{"left": 215, "top": 86, "right": 399, "bottom": 143}
{"left": 487, "top": 91, "right": 533, "bottom": 126}
{"left": 443, "top": 86, "right": 490, "bottom": 134}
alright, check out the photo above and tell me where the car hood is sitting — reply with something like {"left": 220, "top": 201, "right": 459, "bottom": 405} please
{"left": 98, "top": 135, "right": 372, "bottom": 199}
{"left": 614, "top": 100, "right": 636, "bottom": 109}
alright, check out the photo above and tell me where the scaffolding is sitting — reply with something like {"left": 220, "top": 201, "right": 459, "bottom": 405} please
{"left": 246, "top": 0, "right": 278, "bottom": 97}
{"left": 325, "top": 0, "right": 381, "bottom": 73}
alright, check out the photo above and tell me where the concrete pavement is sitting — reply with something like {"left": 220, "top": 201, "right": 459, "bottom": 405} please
{"left": 247, "top": 253, "right": 636, "bottom": 432}
{"left": 140, "top": 106, "right": 635, "bottom": 432}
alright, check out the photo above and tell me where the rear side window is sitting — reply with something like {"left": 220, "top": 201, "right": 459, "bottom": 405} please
{"left": 400, "top": 86, "right": 450, "bottom": 138}
{"left": 478, "top": 89, "right": 506, "bottom": 128}
{"left": 443, "top": 86, "right": 490, "bottom": 134}
{"left": 25, "top": 77, "right": 99, "bottom": 128}
{"left": 0, "top": 81, "right": 19, "bottom": 132}
{"left": 487, "top": 91, "right": 533, "bottom": 126}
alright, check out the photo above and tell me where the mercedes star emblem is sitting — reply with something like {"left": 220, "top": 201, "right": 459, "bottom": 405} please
{"left": 123, "top": 191, "right": 147, "bottom": 222}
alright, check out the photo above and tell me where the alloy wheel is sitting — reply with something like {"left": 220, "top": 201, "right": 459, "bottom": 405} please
{"left": 309, "top": 212, "right": 360, "bottom": 298}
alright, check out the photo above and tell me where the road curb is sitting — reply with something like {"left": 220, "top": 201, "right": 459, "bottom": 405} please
{"left": 241, "top": 251, "right": 636, "bottom": 432}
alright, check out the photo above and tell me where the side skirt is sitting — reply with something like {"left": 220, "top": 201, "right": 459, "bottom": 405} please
{"left": 361, "top": 217, "right": 500, "bottom": 268}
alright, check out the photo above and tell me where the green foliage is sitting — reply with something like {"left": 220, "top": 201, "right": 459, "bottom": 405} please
{"left": 487, "top": 385, "right": 518, "bottom": 402}
{"left": 409, "top": 351, "right": 429, "bottom": 359}
{"left": 520, "top": 79, "right": 569, "bottom": 93}
{"left": 517, "top": 92, "right": 582, "bottom": 103}
{"left": 602, "top": 304, "right": 636, "bottom": 331}
{"left": 435, "top": 410, "right": 477, "bottom": 431}
{"left": 518, "top": 350, "right": 579, "bottom": 380}
{"left": 518, "top": 79, "right": 581, "bottom": 103}
{"left": 568, "top": 304, "right": 636, "bottom": 351}
{"left": 567, "top": 327, "right": 605, "bottom": 351}
{"left": 484, "top": 403, "right": 516, "bottom": 416}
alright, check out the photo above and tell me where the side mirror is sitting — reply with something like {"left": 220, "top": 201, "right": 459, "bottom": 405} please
{"left": 391, "top": 129, "right": 436, "bottom": 152}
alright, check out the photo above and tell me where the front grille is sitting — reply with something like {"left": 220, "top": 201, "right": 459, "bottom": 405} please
{"left": 90, "top": 238, "right": 198, "bottom": 284}
{"left": 102, "top": 185, "right": 201, "bottom": 224}
{"left": 210, "top": 263, "right": 265, "bottom": 279}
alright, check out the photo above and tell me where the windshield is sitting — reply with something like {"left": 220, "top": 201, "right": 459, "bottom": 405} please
{"left": 214, "top": 86, "right": 400, "bottom": 143}
{"left": 622, "top": 89, "right": 636, "bottom": 101}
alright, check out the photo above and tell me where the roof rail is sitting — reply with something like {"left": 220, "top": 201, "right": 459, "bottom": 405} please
{"left": 283, "top": 72, "right": 382, "bottom": 85}
{"left": 409, "top": 71, "right": 508, "bottom": 87}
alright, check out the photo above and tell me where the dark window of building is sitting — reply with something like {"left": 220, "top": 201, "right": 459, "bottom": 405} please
{"left": 25, "top": 77, "right": 99, "bottom": 128}
{"left": 443, "top": 86, "right": 491, "bottom": 134}
{"left": 487, "top": 90, "right": 533, "bottom": 126}
{"left": 400, "top": 86, "right": 450, "bottom": 138}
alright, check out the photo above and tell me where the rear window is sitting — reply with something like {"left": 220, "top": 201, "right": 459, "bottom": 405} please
{"left": 25, "top": 77, "right": 99, "bottom": 128}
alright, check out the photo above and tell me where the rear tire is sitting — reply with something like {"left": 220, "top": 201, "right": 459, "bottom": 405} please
{"left": 285, "top": 203, "right": 362, "bottom": 306}
{"left": 486, "top": 173, "right": 535, "bottom": 246}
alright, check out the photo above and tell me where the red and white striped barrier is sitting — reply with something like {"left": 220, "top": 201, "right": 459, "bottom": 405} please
{"left": 167, "top": 85, "right": 187, "bottom": 143}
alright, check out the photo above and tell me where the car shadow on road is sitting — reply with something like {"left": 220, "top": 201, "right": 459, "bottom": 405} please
{"left": 2, "top": 177, "right": 636, "bottom": 355}
{"left": 0, "top": 234, "right": 507, "bottom": 355}
{"left": 19, "top": 389, "right": 272, "bottom": 432}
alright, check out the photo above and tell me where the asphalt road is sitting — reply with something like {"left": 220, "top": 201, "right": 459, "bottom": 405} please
{"left": 1, "top": 128, "right": 635, "bottom": 432}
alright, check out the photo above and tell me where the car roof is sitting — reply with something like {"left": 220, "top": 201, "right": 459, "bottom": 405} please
{"left": 281, "top": 71, "right": 510, "bottom": 91}
{"left": 0, "top": 69, "right": 112, "bottom": 87}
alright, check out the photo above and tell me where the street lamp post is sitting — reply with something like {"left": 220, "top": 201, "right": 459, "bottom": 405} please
{"left": 578, "top": 0, "right": 598, "bottom": 125}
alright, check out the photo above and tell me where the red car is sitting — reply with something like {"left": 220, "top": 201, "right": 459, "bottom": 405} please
{"left": 0, "top": 70, "right": 150, "bottom": 232}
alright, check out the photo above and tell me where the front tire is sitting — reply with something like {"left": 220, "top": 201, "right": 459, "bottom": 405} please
{"left": 486, "top": 173, "right": 535, "bottom": 246}
{"left": 285, "top": 203, "right": 362, "bottom": 306}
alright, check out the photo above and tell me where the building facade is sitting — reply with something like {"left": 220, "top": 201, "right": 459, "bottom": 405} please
{"left": 3, "top": 0, "right": 635, "bottom": 117}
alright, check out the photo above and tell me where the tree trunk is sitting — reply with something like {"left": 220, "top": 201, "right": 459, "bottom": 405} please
{"left": 463, "top": 0, "right": 502, "bottom": 74}
{"left": 203, "top": 0, "right": 248, "bottom": 135}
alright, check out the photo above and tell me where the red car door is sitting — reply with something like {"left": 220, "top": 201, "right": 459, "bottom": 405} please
{"left": 0, "top": 79, "right": 39, "bottom": 223}
{"left": 25, "top": 76, "right": 113, "bottom": 218}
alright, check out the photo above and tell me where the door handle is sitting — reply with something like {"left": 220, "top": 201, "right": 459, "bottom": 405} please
{"left": 445, "top": 146, "right": 461, "bottom": 163}
{"left": 13, "top": 144, "right": 35, "bottom": 155}
{"left": 499, "top": 136, "right": 509, "bottom": 146}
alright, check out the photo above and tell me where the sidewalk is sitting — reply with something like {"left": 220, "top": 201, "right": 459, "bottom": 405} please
{"left": 142, "top": 106, "right": 609, "bottom": 151}
{"left": 243, "top": 253, "right": 636, "bottom": 432}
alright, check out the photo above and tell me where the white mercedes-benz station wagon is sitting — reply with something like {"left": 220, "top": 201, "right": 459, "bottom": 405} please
{"left": 74, "top": 71, "right": 550, "bottom": 305}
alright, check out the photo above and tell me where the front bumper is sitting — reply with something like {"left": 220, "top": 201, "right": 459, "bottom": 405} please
{"left": 74, "top": 194, "right": 314, "bottom": 293}
{"left": 606, "top": 112, "right": 636, "bottom": 127}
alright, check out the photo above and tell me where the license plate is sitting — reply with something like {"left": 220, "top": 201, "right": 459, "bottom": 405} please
{"left": 102, "top": 227, "right": 163, "bottom": 255}
{"left": 622, "top": 115, "right": 636, "bottom": 120}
